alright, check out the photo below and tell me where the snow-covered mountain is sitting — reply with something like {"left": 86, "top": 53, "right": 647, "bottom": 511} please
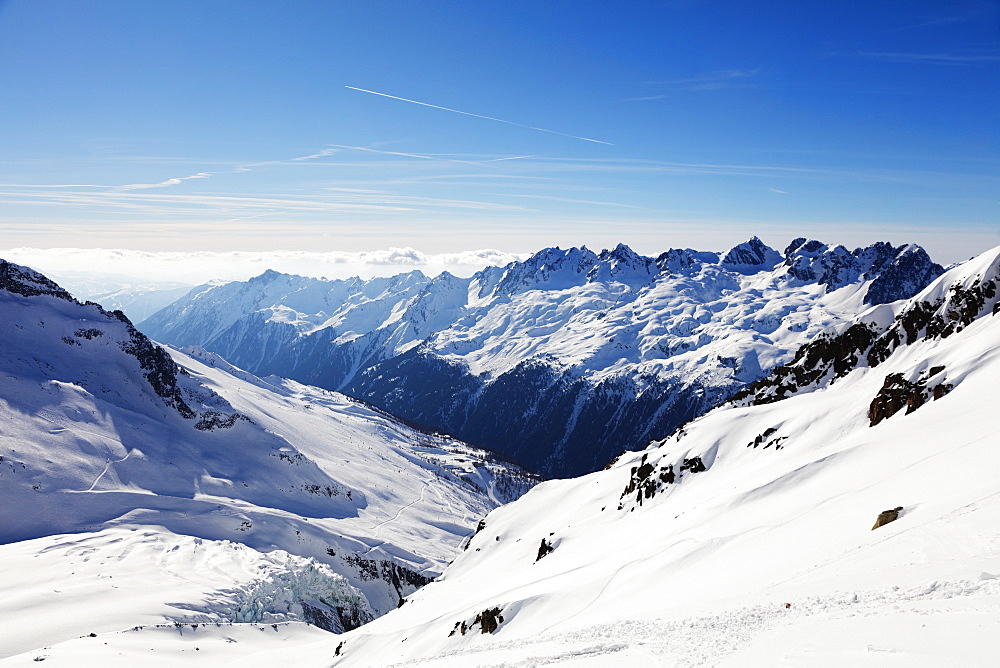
{"left": 0, "top": 260, "right": 535, "bottom": 659}
{"left": 142, "top": 238, "right": 943, "bottom": 477}
{"left": 189, "top": 243, "right": 999, "bottom": 667}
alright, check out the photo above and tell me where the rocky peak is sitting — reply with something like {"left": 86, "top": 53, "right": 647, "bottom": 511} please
{"left": 492, "top": 246, "right": 599, "bottom": 297}
{"left": 0, "top": 259, "right": 77, "bottom": 302}
{"left": 721, "top": 237, "right": 781, "bottom": 270}
{"left": 588, "top": 244, "right": 657, "bottom": 284}
{"left": 782, "top": 239, "right": 941, "bottom": 302}
{"left": 863, "top": 245, "right": 943, "bottom": 306}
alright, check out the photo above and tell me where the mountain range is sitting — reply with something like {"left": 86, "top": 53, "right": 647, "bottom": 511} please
{"left": 4, "top": 240, "right": 996, "bottom": 665}
{"left": 142, "top": 237, "right": 943, "bottom": 478}
{"left": 309, "top": 242, "right": 1000, "bottom": 666}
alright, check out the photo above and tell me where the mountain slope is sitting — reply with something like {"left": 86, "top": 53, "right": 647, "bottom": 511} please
{"left": 143, "top": 238, "right": 943, "bottom": 477}
{"left": 280, "top": 244, "right": 1000, "bottom": 666}
{"left": 0, "top": 259, "right": 535, "bottom": 658}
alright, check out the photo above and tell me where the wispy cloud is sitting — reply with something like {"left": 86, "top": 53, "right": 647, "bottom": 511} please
{"left": 769, "top": 188, "right": 788, "bottom": 194}
{"left": 494, "top": 193, "right": 641, "bottom": 209}
{"left": 0, "top": 183, "right": 110, "bottom": 188}
{"left": 0, "top": 246, "right": 531, "bottom": 284}
{"left": 345, "top": 86, "right": 613, "bottom": 145}
{"left": 627, "top": 69, "right": 760, "bottom": 99}
{"left": 111, "top": 172, "right": 213, "bottom": 192}
{"left": 486, "top": 155, "right": 536, "bottom": 162}
{"left": 857, "top": 51, "right": 1000, "bottom": 65}
{"left": 888, "top": 5, "right": 991, "bottom": 32}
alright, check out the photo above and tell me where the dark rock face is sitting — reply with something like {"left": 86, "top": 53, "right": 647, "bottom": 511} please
{"left": 735, "top": 262, "right": 999, "bottom": 415}
{"left": 0, "top": 261, "right": 75, "bottom": 301}
{"left": 722, "top": 236, "right": 780, "bottom": 268}
{"left": 341, "top": 553, "right": 432, "bottom": 607}
{"left": 617, "top": 451, "right": 706, "bottom": 509}
{"left": 536, "top": 538, "right": 554, "bottom": 561}
{"left": 117, "top": 318, "right": 198, "bottom": 419}
{"left": 300, "top": 600, "right": 373, "bottom": 634}
{"left": 730, "top": 323, "right": 880, "bottom": 406}
{"left": 783, "top": 239, "right": 943, "bottom": 304}
{"left": 872, "top": 506, "right": 903, "bottom": 530}
{"left": 868, "top": 368, "right": 952, "bottom": 427}
{"left": 347, "top": 352, "right": 718, "bottom": 478}
{"left": 863, "top": 245, "right": 943, "bottom": 306}
{"left": 449, "top": 607, "right": 505, "bottom": 636}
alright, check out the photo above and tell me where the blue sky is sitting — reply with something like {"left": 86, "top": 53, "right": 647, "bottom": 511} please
{"left": 0, "top": 0, "right": 997, "bottom": 263}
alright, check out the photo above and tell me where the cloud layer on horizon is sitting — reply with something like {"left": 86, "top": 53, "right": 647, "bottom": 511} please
{"left": 0, "top": 246, "right": 531, "bottom": 286}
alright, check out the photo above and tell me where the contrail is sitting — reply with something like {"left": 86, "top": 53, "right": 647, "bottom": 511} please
{"left": 345, "top": 86, "right": 613, "bottom": 146}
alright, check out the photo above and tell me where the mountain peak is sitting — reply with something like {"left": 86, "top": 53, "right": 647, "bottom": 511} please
{"left": 721, "top": 237, "right": 781, "bottom": 270}
{"left": 0, "top": 259, "right": 77, "bottom": 302}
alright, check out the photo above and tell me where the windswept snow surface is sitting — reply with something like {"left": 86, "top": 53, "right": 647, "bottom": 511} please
{"left": 0, "top": 259, "right": 535, "bottom": 660}
{"left": 205, "top": 244, "right": 1000, "bottom": 666}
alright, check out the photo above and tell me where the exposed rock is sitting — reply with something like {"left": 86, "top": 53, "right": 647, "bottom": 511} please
{"left": 872, "top": 506, "right": 903, "bottom": 530}
{"left": 721, "top": 236, "right": 781, "bottom": 269}
{"left": 868, "top": 369, "right": 953, "bottom": 427}
{"left": 536, "top": 538, "right": 554, "bottom": 561}
{"left": 618, "top": 450, "right": 705, "bottom": 510}
{"left": 449, "top": 606, "right": 505, "bottom": 636}
{"left": 680, "top": 456, "right": 706, "bottom": 473}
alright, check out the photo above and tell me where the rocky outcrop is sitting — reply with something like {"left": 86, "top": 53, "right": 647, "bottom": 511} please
{"left": 868, "top": 368, "right": 952, "bottom": 427}
{"left": 449, "top": 606, "right": 505, "bottom": 636}
{"left": 733, "top": 259, "right": 999, "bottom": 420}
{"left": 617, "top": 451, "right": 707, "bottom": 510}
{"left": 872, "top": 507, "right": 903, "bottom": 530}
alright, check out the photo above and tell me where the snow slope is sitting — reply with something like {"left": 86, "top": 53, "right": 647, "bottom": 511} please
{"left": 143, "top": 238, "right": 943, "bottom": 477}
{"left": 0, "top": 260, "right": 535, "bottom": 659}
{"left": 2, "top": 247, "right": 995, "bottom": 666}
{"left": 246, "top": 243, "right": 998, "bottom": 666}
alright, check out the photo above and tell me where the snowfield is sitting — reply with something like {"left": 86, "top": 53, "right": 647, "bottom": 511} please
{"left": 259, "top": 244, "right": 996, "bottom": 666}
{"left": 2, "top": 245, "right": 998, "bottom": 665}
{"left": 0, "top": 259, "right": 534, "bottom": 661}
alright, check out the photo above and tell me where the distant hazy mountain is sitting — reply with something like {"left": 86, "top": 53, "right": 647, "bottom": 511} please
{"left": 142, "top": 237, "right": 942, "bottom": 478}
{"left": 39, "top": 268, "right": 195, "bottom": 322}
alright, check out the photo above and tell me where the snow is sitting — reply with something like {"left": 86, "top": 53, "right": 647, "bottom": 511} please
{"left": 252, "top": 244, "right": 998, "bottom": 666}
{"left": 2, "top": 246, "right": 995, "bottom": 666}
{"left": 0, "top": 259, "right": 535, "bottom": 660}
{"left": 142, "top": 238, "right": 934, "bottom": 391}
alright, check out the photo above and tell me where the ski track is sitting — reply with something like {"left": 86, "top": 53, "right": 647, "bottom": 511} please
{"left": 85, "top": 448, "right": 133, "bottom": 492}
{"left": 385, "top": 574, "right": 1000, "bottom": 667}
{"left": 372, "top": 484, "right": 429, "bottom": 537}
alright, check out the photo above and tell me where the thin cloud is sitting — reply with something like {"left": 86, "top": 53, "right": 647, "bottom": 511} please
{"left": 627, "top": 69, "right": 760, "bottom": 98}
{"left": 290, "top": 148, "right": 343, "bottom": 161}
{"left": 345, "top": 86, "right": 613, "bottom": 146}
{"left": 0, "top": 183, "right": 110, "bottom": 188}
{"left": 496, "top": 193, "right": 641, "bottom": 209}
{"left": 0, "top": 246, "right": 530, "bottom": 284}
{"left": 111, "top": 172, "right": 213, "bottom": 192}
{"left": 769, "top": 188, "right": 789, "bottom": 194}
{"left": 857, "top": 51, "right": 1000, "bottom": 64}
